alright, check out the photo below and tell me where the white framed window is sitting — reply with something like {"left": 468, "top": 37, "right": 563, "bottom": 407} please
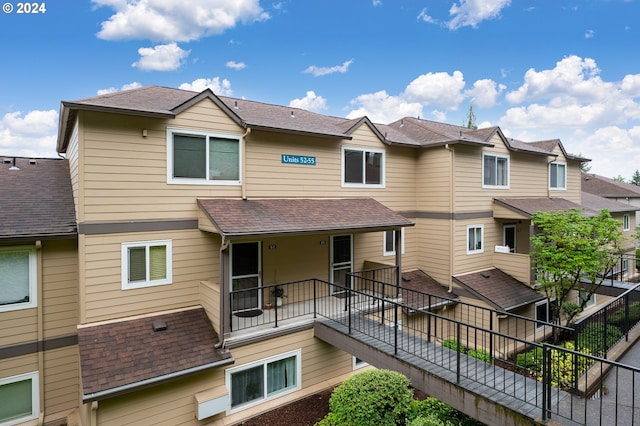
{"left": 467, "top": 225, "right": 484, "bottom": 254}
{"left": 482, "top": 153, "right": 509, "bottom": 188}
{"left": 579, "top": 289, "right": 596, "bottom": 310}
{"left": 623, "top": 214, "right": 630, "bottom": 231}
{"left": 167, "top": 128, "right": 241, "bottom": 185}
{"left": 353, "top": 356, "right": 368, "bottom": 370}
{"left": 549, "top": 162, "right": 567, "bottom": 190}
{"left": 0, "top": 246, "right": 37, "bottom": 312}
{"left": 535, "top": 300, "right": 549, "bottom": 330}
{"left": 0, "top": 372, "right": 39, "bottom": 426}
{"left": 342, "top": 146, "right": 385, "bottom": 187}
{"left": 226, "top": 349, "right": 301, "bottom": 412}
{"left": 383, "top": 229, "right": 405, "bottom": 256}
{"left": 121, "top": 240, "right": 172, "bottom": 290}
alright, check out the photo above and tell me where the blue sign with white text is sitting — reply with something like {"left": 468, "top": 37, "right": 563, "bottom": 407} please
{"left": 281, "top": 154, "right": 316, "bottom": 166}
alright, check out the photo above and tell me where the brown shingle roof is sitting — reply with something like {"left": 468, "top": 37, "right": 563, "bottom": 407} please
{"left": 494, "top": 197, "right": 591, "bottom": 218}
{"left": 77, "top": 307, "right": 233, "bottom": 402}
{"left": 581, "top": 191, "right": 638, "bottom": 213}
{"left": 401, "top": 269, "right": 457, "bottom": 310}
{"left": 197, "top": 198, "right": 414, "bottom": 238}
{"left": 0, "top": 157, "right": 76, "bottom": 240}
{"left": 385, "top": 117, "right": 493, "bottom": 148}
{"left": 582, "top": 173, "right": 640, "bottom": 198}
{"left": 453, "top": 268, "right": 544, "bottom": 311}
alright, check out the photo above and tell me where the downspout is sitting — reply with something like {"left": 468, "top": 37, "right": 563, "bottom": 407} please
{"left": 241, "top": 127, "right": 251, "bottom": 200}
{"left": 444, "top": 145, "right": 455, "bottom": 292}
{"left": 217, "top": 235, "right": 231, "bottom": 347}
{"left": 36, "top": 240, "right": 44, "bottom": 425}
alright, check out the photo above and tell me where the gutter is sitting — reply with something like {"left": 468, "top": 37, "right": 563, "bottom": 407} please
{"left": 82, "top": 357, "right": 234, "bottom": 403}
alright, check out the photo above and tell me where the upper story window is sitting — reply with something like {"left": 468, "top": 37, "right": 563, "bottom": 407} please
{"left": 549, "top": 162, "right": 567, "bottom": 190}
{"left": 467, "top": 224, "right": 484, "bottom": 254}
{"left": 623, "top": 214, "right": 631, "bottom": 231}
{"left": 121, "top": 240, "right": 172, "bottom": 290}
{"left": 0, "top": 246, "right": 37, "bottom": 312}
{"left": 167, "top": 128, "right": 241, "bottom": 185}
{"left": 482, "top": 153, "right": 509, "bottom": 188}
{"left": 0, "top": 372, "right": 39, "bottom": 425}
{"left": 342, "top": 146, "right": 384, "bottom": 187}
{"left": 579, "top": 289, "right": 595, "bottom": 310}
{"left": 383, "top": 229, "right": 405, "bottom": 256}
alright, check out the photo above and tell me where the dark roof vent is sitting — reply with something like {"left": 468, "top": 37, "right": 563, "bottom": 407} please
{"left": 481, "top": 273, "right": 491, "bottom": 279}
{"left": 152, "top": 320, "right": 167, "bottom": 332}
{"left": 9, "top": 157, "right": 19, "bottom": 171}
{"left": 29, "top": 159, "right": 37, "bottom": 165}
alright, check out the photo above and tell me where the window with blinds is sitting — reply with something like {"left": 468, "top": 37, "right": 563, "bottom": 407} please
{"left": 0, "top": 246, "right": 37, "bottom": 312}
{"left": 121, "top": 240, "right": 172, "bottom": 290}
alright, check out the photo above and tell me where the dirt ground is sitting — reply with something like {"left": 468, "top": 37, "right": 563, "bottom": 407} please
{"left": 237, "top": 387, "right": 430, "bottom": 426}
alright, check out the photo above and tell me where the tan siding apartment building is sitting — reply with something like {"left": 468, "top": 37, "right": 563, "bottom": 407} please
{"left": 1, "top": 85, "right": 636, "bottom": 425}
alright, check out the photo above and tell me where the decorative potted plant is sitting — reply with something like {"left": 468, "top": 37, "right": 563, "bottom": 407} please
{"left": 273, "top": 287, "right": 285, "bottom": 307}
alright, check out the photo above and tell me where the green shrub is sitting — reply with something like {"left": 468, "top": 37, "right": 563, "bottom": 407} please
{"left": 609, "top": 301, "right": 640, "bottom": 325}
{"left": 317, "top": 369, "right": 413, "bottom": 426}
{"left": 535, "top": 342, "right": 592, "bottom": 390}
{"left": 442, "top": 339, "right": 459, "bottom": 350}
{"left": 407, "top": 398, "right": 483, "bottom": 426}
{"left": 516, "top": 347, "right": 543, "bottom": 372}
{"left": 577, "top": 322, "right": 623, "bottom": 355}
{"left": 467, "top": 348, "right": 491, "bottom": 363}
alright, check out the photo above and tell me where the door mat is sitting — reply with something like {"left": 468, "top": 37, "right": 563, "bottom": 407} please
{"left": 234, "top": 309, "right": 263, "bottom": 318}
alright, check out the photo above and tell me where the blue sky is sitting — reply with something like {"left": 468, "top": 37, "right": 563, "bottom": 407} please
{"left": 1, "top": 0, "right": 640, "bottom": 180}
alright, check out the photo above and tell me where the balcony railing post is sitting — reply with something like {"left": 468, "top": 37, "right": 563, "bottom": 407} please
{"left": 625, "top": 292, "right": 630, "bottom": 341}
{"left": 394, "top": 301, "right": 399, "bottom": 355}
{"left": 313, "top": 279, "right": 317, "bottom": 319}
{"left": 427, "top": 295, "right": 432, "bottom": 343}
{"left": 542, "top": 345, "right": 550, "bottom": 422}
{"left": 348, "top": 285, "right": 352, "bottom": 334}
{"left": 456, "top": 322, "right": 461, "bottom": 384}
{"left": 489, "top": 313, "right": 494, "bottom": 364}
{"left": 603, "top": 307, "right": 608, "bottom": 358}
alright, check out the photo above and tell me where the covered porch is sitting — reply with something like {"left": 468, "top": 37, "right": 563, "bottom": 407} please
{"left": 196, "top": 197, "right": 414, "bottom": 340}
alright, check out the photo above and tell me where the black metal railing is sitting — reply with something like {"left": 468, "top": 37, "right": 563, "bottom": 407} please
{"left": 574, "top": 283, "right": 640, "bottom": 358}
{"left": 313, "top": 280, "right": 640, "bottom": 425}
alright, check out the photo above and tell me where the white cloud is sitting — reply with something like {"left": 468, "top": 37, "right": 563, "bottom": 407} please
{"left": 447, "top": 0, "right": 511, "bottom": 30}
{"left": 226, "top": 60, "right": 246, "bottom": 70}
{"left": 585, "top": 29, "right": 595, "bottom": 39}
{"left": 345, "top": 90, "right": 423, "bottom": 123}
{"left": 417, "top": 8, "right": 437, "bottom": 24}
{"left": 179, "top": 77, "right": 233, "bottom": 96}
{"left": 464, "top": 79, "right": 505, "bottom": 108}
{"left": 132, "top": 43, "right": 190, "bottom": 71}
{"left": 97, "top": 82, "right": 142, "bottom": 95}
{"left": 93, "top": 0, "right": 270, "bottom": 42}
{"left": 372, "top": 0, "right": 382, "bottom": 6}
{"left": 403, "top": 71, "right": 466, "bottom": 110}
{"left": 0, "top": 110, "right": 58, "bottom": 158}
{"left": 303, "top": 60, "right": 353, "bottom": 77}
{"left": 289, "top": 91, "right": 328, "bottom": 112}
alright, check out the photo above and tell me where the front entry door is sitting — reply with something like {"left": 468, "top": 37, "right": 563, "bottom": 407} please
{"left": 230, "top": 242, "right": 261, "bottom": 312}
{"left": 330, "top": 235, "right": 353, "bottom": 294}
{"left": 503, "top": 224, "right": 516, "bottom": 253}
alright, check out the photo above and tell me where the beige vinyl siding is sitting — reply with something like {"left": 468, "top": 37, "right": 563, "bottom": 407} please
{"left": 43, "top": 345, "right": 79, "bottom": 417}
{"left": 79, "top": 99, "right": 245, "bottom": 223}
{"left": 82, "top": 230, "right": 218, "bottom": 323}
{"left": 262, "top": 234, "right": 330, "bottom": 285}
{"left": 0, "top": 353, "right": 38, "bottom": 378}
{"left": 0, "top": 308, "right": 37, "bottom": 346}
{"left": 453, "top": 219, "right": 500, "bottom": 275}
{"left": 42, "top": 239, "right": 78, "bottom": 338}
{"left": 96, "top": 370, "right": 222, "bottom": 426}
{"left": 413, "top": 218, "right": 451, "bottom": 285}
{"left": 66, "top": 120, "right": 81, "bottom": 220}
{"left": 416, "top": 148, "right": 451, "bottom": 212}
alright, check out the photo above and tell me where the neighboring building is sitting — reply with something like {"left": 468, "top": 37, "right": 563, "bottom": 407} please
{"left": 0, "top": 158, "right": 78, "bottom": 425}
{"left": 582, "top": 172, "right": 640, "bottom": 226}
{"left": 2, "top": 86, "right": 634, "bottom": 425}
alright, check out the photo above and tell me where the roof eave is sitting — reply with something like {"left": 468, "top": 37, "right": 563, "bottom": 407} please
{"left": 218, "top": 222, "right": 415, "bottom": 240}
{"left": 246, "top": 124, "right": 351, "bottom": 140}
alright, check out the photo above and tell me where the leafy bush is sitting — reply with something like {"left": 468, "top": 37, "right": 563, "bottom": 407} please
{"left": 535, "top": 342, "right": 592, "bottom": 390}
{"left": 442, "top": 338, "right": 459, "bottom": 350}
{"left": 317, "top": 369, "right": 413, "bottom": 426}
{"left": 467, "top": 349, "right": 491, "bottom": 363}
{"left": 516, "top": 347, "right": 543, "bottom": 373}
{"left": 407, "top": 398, "right": 483, "bottom": 426}
{"left": 577, "top": 322, "right": 623, "bottom": 355}
{"left": 609, "top": 301, "right": 640, "bottom": 326}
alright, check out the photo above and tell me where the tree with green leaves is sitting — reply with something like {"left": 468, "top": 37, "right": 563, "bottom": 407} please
{"left": 614, "top": 175, "right": 626, "bottom": 182}
{"left": 464, "top": 104, "right": 477, "bottom": 130}
{"left": 631, "top": 169, "right": 640, "bottom": 186}
{"left": 530, "top": 208, "right": 623, "bottom": 329}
